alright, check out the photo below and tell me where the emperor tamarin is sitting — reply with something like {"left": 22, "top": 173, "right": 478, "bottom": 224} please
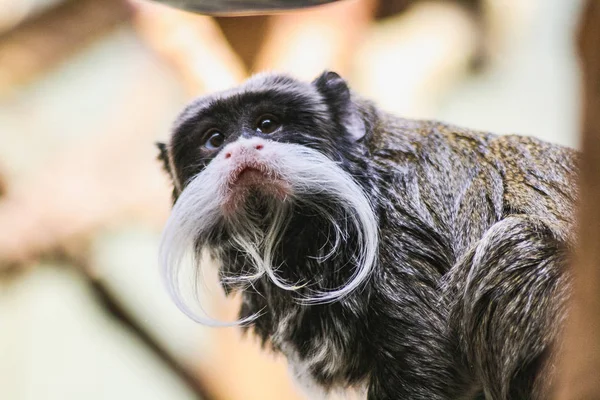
{"left": 157, "top": 71, "right": 577, "bottom": 399}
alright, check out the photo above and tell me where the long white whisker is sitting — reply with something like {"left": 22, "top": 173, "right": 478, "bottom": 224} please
{"left": 159, "top": 139, "right": 379, "bottom": 324}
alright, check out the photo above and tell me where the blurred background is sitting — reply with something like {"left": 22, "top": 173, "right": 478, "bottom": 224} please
{"left": 0, "top": 0, "right": 586, "bottom": 399}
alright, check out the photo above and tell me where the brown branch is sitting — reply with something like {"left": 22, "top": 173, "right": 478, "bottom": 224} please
{"left": 0, "top": 169, "right": 6, "bottom": 198}
{"left": 555, "top": 1, "right": 600, "bottom": 399}
{"left": 130, "top": 0, "right": 248, "bottom": 97}
{"left": 0, "top": 0, "right": 68, "bottom": 34}
{"left": 84, "top": 270, "right": 213, "bottom": 400}
{"left": 0, "top": 0, "right": 133, "bottom": 98}
{"left": 252, "top": 0, "right": 377, "bottom": 79}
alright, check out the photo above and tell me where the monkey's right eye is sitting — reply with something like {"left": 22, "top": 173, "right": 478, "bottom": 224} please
{"left": 204, "top": 131, "right": 225, "bottom": 150}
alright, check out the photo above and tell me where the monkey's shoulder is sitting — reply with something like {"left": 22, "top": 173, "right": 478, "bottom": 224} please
{"left": 370, "top": 118, "right": 578, "bottom": 224}
{"left": 372, "top": 117, "right": 578, "bottom": 175}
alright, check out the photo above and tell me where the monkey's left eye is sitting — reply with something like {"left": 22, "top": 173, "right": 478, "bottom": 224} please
{"left": 256, "top": 115, "right": 281, "bottom": 134}
{"left": 204, "top": 130, "right": 225, "bottom": 150}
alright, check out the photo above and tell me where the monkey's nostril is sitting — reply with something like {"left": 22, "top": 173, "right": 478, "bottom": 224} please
{"left": 225, "top": 152, "right": 232, "bottom": 159}
{"left": 255, "top": 144, "right": 264, "bottom": 150}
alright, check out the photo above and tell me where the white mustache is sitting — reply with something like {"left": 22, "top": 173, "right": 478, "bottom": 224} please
{"left": 159, "top": 138, "right": 379, "bottom": 326}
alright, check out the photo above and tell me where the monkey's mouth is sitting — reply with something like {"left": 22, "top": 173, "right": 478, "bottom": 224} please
{"left": 223, "top": 164, "right": 290, "bottom": 213}
{"left": 232, "top": 166, "right": 267, "bottom": 186}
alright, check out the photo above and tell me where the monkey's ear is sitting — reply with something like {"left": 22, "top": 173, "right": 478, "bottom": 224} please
{"left": 312, "top": 71, "right": 366, "bottom": 141}
{"left": 156, "top": 141, "right": 174, "bottom": 180}
{"left": 156, "top": 142, "right": 181, "bottom": 202}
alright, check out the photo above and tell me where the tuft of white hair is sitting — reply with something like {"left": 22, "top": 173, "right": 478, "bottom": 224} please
{"left": 159, "top": 138, "right": 378, "bottom": 326}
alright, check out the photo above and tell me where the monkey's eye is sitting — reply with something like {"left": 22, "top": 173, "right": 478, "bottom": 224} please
{"left": 204, "top": 130, "right": 225, "bottom": 150}
{"left": 256, "top": 115, "right": 280, "bottom": 134}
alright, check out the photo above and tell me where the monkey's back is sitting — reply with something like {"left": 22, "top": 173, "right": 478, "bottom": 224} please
{"left": 370, "top": 115, "right": 578, "bottom": 261}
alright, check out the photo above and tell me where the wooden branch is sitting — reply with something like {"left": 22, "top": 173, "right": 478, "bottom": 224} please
{"left": 130, "top": 0, "right": 248, "bottom": 97}
{"left": 0, "top": 0, "right": 67, "bottom": 34}
{"left": 0, "top": 0, "right": 133, "bottom": 98}
{"left": 0, "top": 169, "right": 5, "bottom": 198}
{"left": 555, "top": 1, "right": 600, "bottom": 399}
{"left": 85, "top": 269, "right": 214, "bottom": 400}
{"left": 214, "top": 15, "right": 270, "bottom": 71}
{"left": 252, "top": 0, "right": 377, "bottom": 79}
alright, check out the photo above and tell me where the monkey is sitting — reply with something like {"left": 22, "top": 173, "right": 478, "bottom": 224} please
{"left": 156, "top": 71, "right": 578, "bottom": 400}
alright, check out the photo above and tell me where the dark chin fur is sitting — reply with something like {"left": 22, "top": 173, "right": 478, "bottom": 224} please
{"left": 214, "top": 193, "right": 363, "bottom": 297}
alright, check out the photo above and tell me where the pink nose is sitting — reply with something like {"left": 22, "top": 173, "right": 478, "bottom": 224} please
{"left": 223, "top": 138, "right": 265, "bottom": 160}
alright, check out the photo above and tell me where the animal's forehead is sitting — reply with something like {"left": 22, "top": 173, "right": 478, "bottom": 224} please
{"left": 173, "top": 74, "right": 328, "bottom": 131}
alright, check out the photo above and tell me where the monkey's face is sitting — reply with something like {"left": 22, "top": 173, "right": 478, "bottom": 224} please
{"left": 158, "top": 72, "right": 378, "bottom": 323}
